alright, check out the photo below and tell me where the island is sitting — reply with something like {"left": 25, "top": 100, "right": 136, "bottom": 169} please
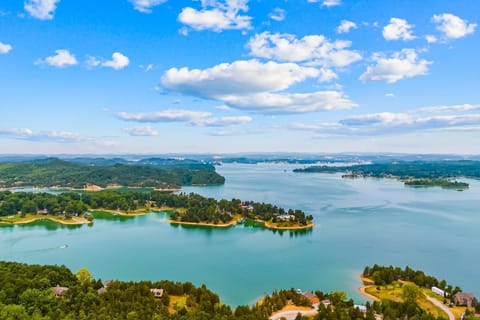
{"left": 293, "top": 160, "right": 480, "bottom": 190}
{"left": 0, "top": 190, "right": 314, "bottom": 230}
{"left": 1, "top": 261, "right": 478, "bottom": 320}
{"left": 0, "top": 158, "right": 225, "bottom": 190}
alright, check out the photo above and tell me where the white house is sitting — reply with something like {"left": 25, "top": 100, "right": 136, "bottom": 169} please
{"left": 354, "top": 305, "right": 367, "bottom": 313}
{"left": 432, "top": 286, "right": 445, "bottom": 297}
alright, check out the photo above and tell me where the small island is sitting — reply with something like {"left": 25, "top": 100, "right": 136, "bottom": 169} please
{"left": 294, "top": 160, "right": 479, "bottom": 190}
{"left": 0, "top": 190, "right": 314, "bottom": 230}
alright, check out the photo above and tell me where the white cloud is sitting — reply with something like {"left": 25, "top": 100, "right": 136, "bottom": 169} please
{"left": 385, "top": 93, "right": 395, "bottom": 97}
{"left": 432, "top": 13, "right": 477, "bottom": 39}
{"left": 178, "top": 0, "right": 252, "bottom": 32}
{"left": 140, "top": 64, "right": 154, "bottom": 72}
{"left": 246, "top": 32, "right": 362, "bottom": 67}
{"left": 123, "top": 126, "right": 159, "bottom": 136}
{"left": 35, "top": 49, "right": 78, "bottom": 68}
{"left": 425, "top": 35, "right": 438, "bottom": 43}
{"left": 0, "top": 42, "right": 12, "bottom": 54}
{"left": 192, "top": 116, "right": 252, "bottom": 127}
{"left": 221, "top": 91, "right": 356, "bottom": 114}
{"left": 86, "top": 56, "right": 101, "bottom": 68}
{"left": 102, "top": 52, "right": 130, "bottom": 70}
{"left": 416, "top": 104, "right": 480, "bottom": 113}
{"left": 24, "top": 0, "right": 60, "bottom": 20}
{"left": 359, "top": 49, "right": 431, "bottom": 83}
{"left": 269, "top": 8, "right": 286, "bottom": 22}
{"left": 307, "top": 0, "right": 341, "bottom": 7}
{"left": 116, "top": 110, "right": 212, "bottom": 122}
{"left": 290, "top": 111, "right": 480, "bottom": 136}
{"left": 129, "top": 0, "right": 167, "bottom": 13}
{"left": 382, "top": 18, "right": 416, "bottom": 41}
{"left": 215, "top": 105, "right": 232, "bottom": 110}
{"left": 162, "top": 59, "right": 319, "bottom": 98}
{"left": 337, "top": 20, "right": 357, "bottom": 34}
{"left": 161, "top": 59, "right": 356, "bottom": 114}
{"left": 0, "top": 127, "right": 90, "bottom": 143}
{"left": 318, "top": 68, "right": 338, "bottom": 82}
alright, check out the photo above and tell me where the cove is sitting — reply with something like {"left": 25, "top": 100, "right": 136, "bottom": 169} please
{"left": 1, "top": 163, "right": 479, "bottom": 307}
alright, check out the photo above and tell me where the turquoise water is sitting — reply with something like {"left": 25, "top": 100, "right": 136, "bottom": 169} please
{"left": 1, "top": 163, "right": 479, "bottom": 306}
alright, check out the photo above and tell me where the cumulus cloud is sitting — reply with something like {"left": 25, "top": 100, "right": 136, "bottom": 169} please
{"left": 269, "top": 8, "right": 286, "bottom": 22}
{"left": 129, "top": 0, "right": 167, "bottom": 13}
{"left": 432, "top": 13, "right": 477, "bottom": 39}
{"left": 102, "top": 52, "right": 130, "bottom": 70}
{"left": 246, "top": 32, "right": 362, "bottom": 68}
{"left": 337, "top": 20, "right": 357, "bottom": 34}
{"left": 123, "top": 126, "right": 159, "bottom": 136}
{"left": 191, "top": 116, "right": 252, "bottom": 127}
{"left": 359, "top": 49, "right": 431, "bottom": 83}
{"left": 161, "top": 59, "right": 356, "bottom": 114}
{"left": 0, "top": 42, "right": 12, "bottom": 54}
{"left": 162, "top": 59, "right": 319, "bottom": 98}
{"left": 425, "top": 35, "right": 438, "bottom": 43}
{"left": 383, "top": 18, "right": 416, "bottom": 41}
{"left": 178, "top": 0, "right": 252, "bottom": 32}
{"left": 35, "top": 49, "right": 78, "bottom": 67}
{"left": 116, "top": 110, "right": 212, "bottom": 122}
{"left": 24, "top": 0, "right": 60, "bottom": 20}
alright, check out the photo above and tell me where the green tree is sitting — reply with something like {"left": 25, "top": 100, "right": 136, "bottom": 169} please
{"left": 403, "top": 283, "right": 421, "bottom": 303}
{"left": 76, "top": 268, "right": 92, "bottom": 284}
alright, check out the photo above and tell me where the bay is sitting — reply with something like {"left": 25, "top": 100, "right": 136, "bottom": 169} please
{"left": 1, "top": 163, "right": 479, "bottom": 306}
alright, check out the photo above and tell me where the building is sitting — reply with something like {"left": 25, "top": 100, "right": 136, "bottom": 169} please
{"left": 453, "top": 292, "right": 477, "bottom": 307}
{"left": 38, "top": 208, "right": 49, "bottom": 215}
{"left": 51, "top": 285, "right": 69, "bottom": 297}
{"left": 150, "top": 288, "right": 164, "bottom": 298}
{"left": 354, "top": 305, "right": 367, "bottom": 313}
{"left": 432, "top": 286, "right": 445, "bottom": 297}
{"left": 303, "top": 291, "right": 320, "bottom": 304}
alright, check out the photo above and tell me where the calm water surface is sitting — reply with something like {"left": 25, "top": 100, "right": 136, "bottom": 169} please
{"left": 1, "top": 163, "right": 479, "bottom": 306}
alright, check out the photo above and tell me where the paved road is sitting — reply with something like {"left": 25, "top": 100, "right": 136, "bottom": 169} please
{"left": 270, "top": 303, "right": 319, "bottom": 320}
{"left": 425, "top": 295, "right": 455, "bottom": 320}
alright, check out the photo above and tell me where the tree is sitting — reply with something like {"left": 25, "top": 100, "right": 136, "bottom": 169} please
{"left": 402, "top": 283, "right": 421, "bottom": 303}
{"left": 76, "top": 268, "right": 92, "bottom": 284}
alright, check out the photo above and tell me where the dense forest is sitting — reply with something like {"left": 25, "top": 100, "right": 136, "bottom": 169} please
{"left": 0, "top": 261, "right": 456, "bottom": 320}
{"left": 0, "top": 159, "right": 224, "bottom": 189}
{"left": 0, "top": 190, "right": 313, "bottom": 227}
{"left": 294, "top": 161, "right": 480, "bottom": 189}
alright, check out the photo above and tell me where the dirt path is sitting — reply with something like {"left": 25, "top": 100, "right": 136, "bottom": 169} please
{"left": 425, "top": 295, "right": 455, "bottom": 320}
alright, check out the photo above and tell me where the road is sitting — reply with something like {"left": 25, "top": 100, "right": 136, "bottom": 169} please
{"left": 425, "top": 295, "right": 455, "bottom": 320}
{"left": 270, "top": 303, "right": 319, "bottom": 320}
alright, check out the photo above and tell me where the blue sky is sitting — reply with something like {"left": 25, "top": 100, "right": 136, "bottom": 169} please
{"left": 0, "top": 0, "right": 479, "bottom": 154}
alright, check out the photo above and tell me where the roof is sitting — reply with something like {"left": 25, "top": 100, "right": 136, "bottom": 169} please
{"left": 51, "top": 285, "right": 69, "bottom": 296}
{"left": 454, "top": 292, "right": 476, "bottom": 301}
{"left": 303, "top": 292, "right": 317, "bottom": 300}
{"left": 97, "top": 287, "right": 107, "bottom": 295}
{"left": 150, "top": 288, "right": 164, "bottom": 297}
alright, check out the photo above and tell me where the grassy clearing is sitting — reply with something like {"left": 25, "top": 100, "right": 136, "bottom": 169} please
{"left": 169, "top": 295, "right": 188, "bottom": 314}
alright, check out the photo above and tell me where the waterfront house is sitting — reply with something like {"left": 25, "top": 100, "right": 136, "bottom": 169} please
{"left": 303, "top": 291, "right": 320, "bottom": 304}
{"left": 354, "top": 305, "right": 367, "bottom": 313}
{"left": 51, "top": 285, "right": 69, "bottom": 297}
{"left": 453, "top": 292, "right": 477, "bottom": 307}
{"left": 150, "top": 288, "right": 164, "bottom": 298}
{"left": 322, "top": 299, "right": 331, "bottom": 306}
{"left": 38, "top": 208, "right": 49, "bottom": 215}
{"left": 97, "top": 287, "right": 107, "bottom": 295}
{"left": 432, "top": 286, "right": 445, "bottom": 297}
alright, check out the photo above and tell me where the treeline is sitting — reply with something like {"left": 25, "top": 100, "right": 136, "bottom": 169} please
{"left": 0, "top": 159, "right": 225, "bottom": 189}
{"left": 0, "top": 190, "right": 313, "bottom": 226}
{"left": 0, "top": 261, "right": 456, "bottom": 320}
{"left": 293, "top": 160, "right": 480, "bottom": 179}
{"left": 404, "top": 179, "right": 468, "bottom": 189}
{"left": 363, "top": 265, "right": 462, "bottom": 296}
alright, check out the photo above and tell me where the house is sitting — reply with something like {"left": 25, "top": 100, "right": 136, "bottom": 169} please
{"left": 321, "top": 299, "right": 331, "bottom": 306}
{"left": 303, "top": 291, "right": 320, "bottom": 304}
{"left": 97, "top": 287, "right": 107, "bottom": 295}
{"left": 453, "top": 292, "right": 477, "bottom": 307}
{"left": 104, "top": 280, "right": 112, "bottom": 287}
{"left": 354, "top": 305, "right": 367, "bottom": 313}
{"left": 51, "top": 285, "right": 69, "bottom": 297}
{"left": 432, "top": 286, "right": 445, "bottom": 297}
{"left": 150, "top": 288, "right": 164, "bottom": 298}
{"left": 38, "top": 208, "right": 49, "bottom": 215}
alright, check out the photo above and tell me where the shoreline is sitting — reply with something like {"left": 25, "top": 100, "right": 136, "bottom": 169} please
{"left": 259, "top": 220, "right": 315, "bottom": 231}
{"left": 0, "top": 185, "right": 181, "bottom": 192}
{"left": 358, "top": 275, "right": 380, "bottom": 302}
{"left": 0, "top": 215, "right": 92, "bottom": 226}
{"left": 167, "top": 218, "right": 240, "bottom": 228}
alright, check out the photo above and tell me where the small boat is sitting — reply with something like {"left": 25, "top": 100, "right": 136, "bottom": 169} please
{"left": 60, "top": 244, "right": 69, "bottom": 249}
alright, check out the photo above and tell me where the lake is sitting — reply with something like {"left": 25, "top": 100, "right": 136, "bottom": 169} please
{"left": 1, "top": 163, "right": 479, "bottom": 306}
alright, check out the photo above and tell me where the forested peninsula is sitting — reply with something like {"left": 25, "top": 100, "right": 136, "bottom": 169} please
{"left": 0, "top": 159, "right": 225, "bottom": 190}
{"left": 294, "top": 161, "right": 480, "bottom": 190}
{"left": 1, "top": 261, "right": 477, "bottom": 320}
{"left": 0, "top": 190, "right": 313, "bottom": 230}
